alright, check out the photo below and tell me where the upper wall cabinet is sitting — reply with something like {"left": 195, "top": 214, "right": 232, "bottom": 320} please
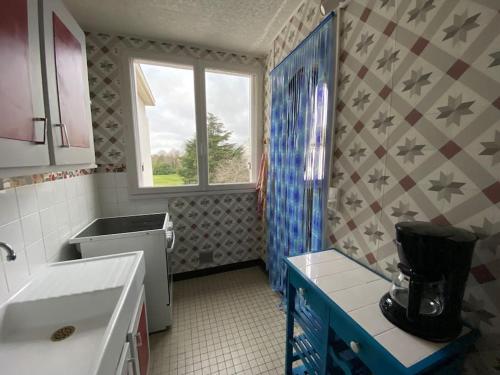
{"left": 0, "top": 0, "right": 49, "bottom": 168}
{"left": 0, "top": 0, "right": 94, "bottom": 173}
{"left": 41, "top": 0, "right": 95, "bottom": 165}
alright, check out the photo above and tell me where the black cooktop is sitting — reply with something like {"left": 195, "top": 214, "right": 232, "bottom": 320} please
{"left": 75, "top": 213, "right": 166, "bottom": 238}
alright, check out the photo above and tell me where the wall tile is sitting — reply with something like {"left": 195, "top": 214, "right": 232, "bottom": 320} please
{"left": 15, "top": 185, "right": 38, "bottom": 217}
{"left": 0, "top": 265, "right": 9, "bottom": 304}
{"left": 39, "top": 207, "right": 58, "bottom": 238}
{"left": 53, "top": 179, "right": 66, "bottom": 204}
{"left": 114, "top": 172, "right": 128, "bottom": 188}
{"left": 98, "top": 187, "right": 118, "bottom": 205}
{"left": 43, "top": 231, "right": 60, "bottom": 262}
{"left": 96, "top": 172, "right": 116, "bottom": 188}
{"left": 168, "top": 192, "right": 263, "bottom": 274}
{"left": 116, "top": 187, "right": 129, "bottom": 203}
{"left": 64, "top": 176, "right": 79, "bottom": 200}
{"left": 269, "top": 0, "right": 499, "bottom": 372}
{"left": 0, "top": 175, "right": 100, "bottom": 299}
{"left": 35, "top": 181, "right": 55, "bottom": 210}
{"left": 20, "top": 213, "right": 43, "bottom": 247}
{"left": 0, "top": 189, "right": 19, "bottom": 227}
{"left": 0, "top": 220, "right": 29, "bottom": 293}
{"left": 25, "top": 240, "right": 46, "bottom": 275}
{"left": 54, "top": 201, "right": 71, "bottom": 232}
{"left": 100, "top": 202, "right": 119, "bottom": 218}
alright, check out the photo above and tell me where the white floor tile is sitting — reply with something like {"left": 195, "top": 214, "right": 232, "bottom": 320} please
{"left": 149, "top": 267, "right": 285, "bottom": 375}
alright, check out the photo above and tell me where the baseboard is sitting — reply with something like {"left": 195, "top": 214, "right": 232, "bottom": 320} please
{"left": 173, "top": 258, "right": 267, "bottom": 281}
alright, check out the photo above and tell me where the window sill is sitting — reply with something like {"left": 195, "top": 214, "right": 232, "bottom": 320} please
{"left": 128, "top": 185, "right": 257, "bottom": 199}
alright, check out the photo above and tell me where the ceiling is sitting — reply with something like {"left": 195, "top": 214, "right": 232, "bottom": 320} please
{"left": 63, "top": 0, "right": 304, "bottom": 56}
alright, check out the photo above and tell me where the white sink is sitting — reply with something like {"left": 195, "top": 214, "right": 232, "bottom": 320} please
{"left": 0, "top": 252, "right": 145, "bottom": 375}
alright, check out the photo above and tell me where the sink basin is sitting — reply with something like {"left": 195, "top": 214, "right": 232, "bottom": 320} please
{"left": 0, "top": 252, "right": 145, "bottom": 375}
{"left": 0, "top": 288, "right": 121, "bottom": 374}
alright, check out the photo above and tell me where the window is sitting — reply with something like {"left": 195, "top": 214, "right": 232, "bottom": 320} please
{"left": 205, "top": 70, "right": 251, "bottom": 185}
{"left": 124, "top": 52, "right": 262, "bottom": 195}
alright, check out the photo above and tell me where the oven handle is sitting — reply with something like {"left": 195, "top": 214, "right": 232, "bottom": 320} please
{"left": 167, "top": 230, "right": 175, "bottom": 253}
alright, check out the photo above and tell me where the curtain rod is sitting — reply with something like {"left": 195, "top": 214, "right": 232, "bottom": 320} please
{"left": 270, "top": 11, "right": 336, "bottom": 75}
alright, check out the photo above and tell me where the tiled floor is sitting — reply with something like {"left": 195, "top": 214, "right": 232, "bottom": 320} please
{"left": 150, "top": 266, "right": 286, "bottom": 375}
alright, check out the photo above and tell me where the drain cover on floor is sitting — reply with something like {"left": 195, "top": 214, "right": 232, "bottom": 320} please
{"left": 50, "top": 325, "right": 75, "bottom": 342}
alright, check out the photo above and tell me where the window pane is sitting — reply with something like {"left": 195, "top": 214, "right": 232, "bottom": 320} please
{"left": 205, "top": 70, "right": 252, "bottom": 184}
{"left": 133, "top": 61, "right": 198, "bottom": 187}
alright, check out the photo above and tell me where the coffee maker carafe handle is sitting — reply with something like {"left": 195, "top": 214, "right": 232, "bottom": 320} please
{"left": 407, "top": 277, "right": 424, "bottom": 322}
{"left": 397, "top": 262, "right": 423, "bottom": 322}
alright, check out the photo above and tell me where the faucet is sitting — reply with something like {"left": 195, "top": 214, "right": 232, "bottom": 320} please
{"left": 0, "top": 242, "right": 16, "bottom": 261}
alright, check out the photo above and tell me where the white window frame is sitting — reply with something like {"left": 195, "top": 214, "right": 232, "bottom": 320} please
{"left": 121, "top": 49, "right": 263, "bottom": 196}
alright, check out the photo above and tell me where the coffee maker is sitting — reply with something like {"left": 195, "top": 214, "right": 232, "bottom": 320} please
{"left": 379, "top": 221, "right": 477, "bottom": 342}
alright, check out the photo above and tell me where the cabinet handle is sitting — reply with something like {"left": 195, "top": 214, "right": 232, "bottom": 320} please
{"left": 55, "top": 123, "right": 71, "bottom": 148}
{"left": 135, "top": 332, "right": 142, "bottom": 347}
{"left": 127, "top": 357, "right": 136, "bottom": 373}
{"left": 350, "top": 341, "right": 361, "bottom": 354}
{"left": 32, "top": 117, "right": 47, "bottom": 144}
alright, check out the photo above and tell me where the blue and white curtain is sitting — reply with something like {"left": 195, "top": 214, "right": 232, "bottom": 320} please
{"left": 267, "top": 14, "right": 336, "bottom": 293}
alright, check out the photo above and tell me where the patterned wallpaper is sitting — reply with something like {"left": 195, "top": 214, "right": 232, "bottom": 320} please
{"left": 168, "top": 192, "right": 264, "bottom": 273}
{"left": 267, "top": 0, "right": 499, "bottom": 373}
{"left": 85, "top": 32, "right": 264, "bottom": 166}
{"left": 263, "top": 0, "right": 323, "bottom": 144}
{"left": 85, "top": 33, "right": 265, "bottom": 274}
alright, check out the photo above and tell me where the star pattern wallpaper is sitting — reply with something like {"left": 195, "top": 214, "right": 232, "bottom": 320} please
{"left": 266, "top": 0, "right": 499, "bottom": 373}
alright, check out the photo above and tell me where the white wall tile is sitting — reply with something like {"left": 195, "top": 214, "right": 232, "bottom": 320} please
{"left": 101, "top": 202, "right": 119, "bottom": 217}
{"left": 0, "top": 175, "right": 100, "bottom": 299}
{"left": 75, "top": 176, "right": 86, "bottom": 196}
{"left": 114, "top": 172, "right": 128, "bottom": 187}
{"left": 25, "top": 240, "right": 46, "bottom": 275}
{"left": 43, "top": 231, "right": 60, "bottom": 262}
{"left": 0, "top": 189, "right": 19, "bottom": 226}
{"left": 99, "top": 187, "right": 118, "bottom": 204}
{"left": 0, "top": 264, "right": 9, "bottom": 304}
{"left": 82, "top": 175, "right": 95, "bottom": 195}
{"left": 5, "top": 248, "right": 30, "bottom": 293}
{"left": 54, "top": 201, "right": 70, "bottom": 228}
{"left": 77, "top": 196, "right": 89, "bottom": 228}
{"left": 35, "top": 181, "right": 55, "bottom": 210}
{"left": 39, "top": 206, "right": 58, "bottom": 237}
{"left": 0, "top": 220, "right": 29, "bottom": 293}
{"left": 64, "top": 176, "right": 78, "bottom": 200}
{"left": 85, "top": 192, "right": 100, "bottom": 219}
{"left": 15, "top": 185, "right": 38, "bottom": 217}
{"left": 116, "top": 187, "right": 129, "bottom": 203}
{"left": 135, "top": 199, "right": 169, "bottom": 214}
{"left": 53, "top": 179, "right": 66, "bottom": 204}
{"left": 118, "top": 201, "right": 137, "bottom": 216}
{"left": 96, "top": 173, "right": 116, "bottom": 188}
{"left": 20, "top": 213, "right": 43, "bottom": 247}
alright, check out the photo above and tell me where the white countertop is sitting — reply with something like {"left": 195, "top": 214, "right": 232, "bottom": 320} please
{"left": 288, "top": 250, "right": 468, "bottom": 368}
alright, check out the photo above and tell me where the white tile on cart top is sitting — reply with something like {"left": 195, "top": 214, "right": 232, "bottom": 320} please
{"left": 301, "top": 257, "right": 361, "bottom": 279}
{"left": 326, "top": 279, "right": 390, "bottom": 312}
{"left": 311, "top": 266, "right": 380, "bottom": 293}
{"left": 373, "top": 326, "right": 452, "bottom": 368}
{"left": 349, "top": 303, "right": 394, "bottom": 336}
{"left": 288, "top": 250, "right": 345, "bottom": 269}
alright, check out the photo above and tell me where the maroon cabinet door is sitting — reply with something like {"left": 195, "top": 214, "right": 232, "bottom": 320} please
{"left": 137, "top": 303, "right": 150, "bottom": 375}
{"left": 0, "top": 0, "right": 35, "bottom": 142}
{"left": 52, "top": 13, "right": 90, "bottom": 148}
